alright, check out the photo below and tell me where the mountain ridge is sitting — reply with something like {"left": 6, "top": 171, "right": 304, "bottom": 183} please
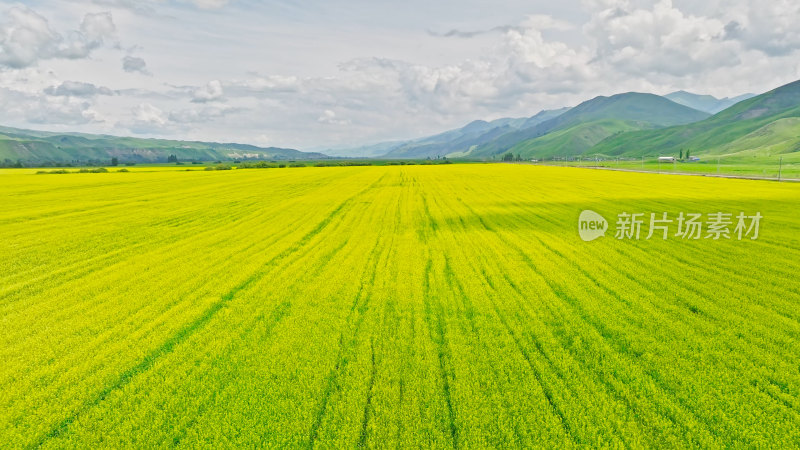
{"left": 591, "top": 79, "right": 800, "bottom": 157}
{"left": 664, "top": 91, "right": 755, "bottom": 114}
{"left": 0, "top": 125, "right": 325, "bottom": 163}
{"left": 4, "top": 82, "right": 794, "bottom": 164}
{"left": 467, "top": 92, "right": 710, "bottom": 158}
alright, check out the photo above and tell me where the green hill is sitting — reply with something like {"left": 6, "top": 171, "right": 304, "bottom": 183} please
{"left": 471, "top": 92, "right": 709, "bottom": 157}
{"left": 535, "top": 92, "right": 709, "bottom": 129}
{"left": 716, "top": 117, "right": 800, "bottom": 156}
{"left": 592, "top": 80, "right": 800, "bottom": 157}
{"left": 506, "top": 119, "right": 649, "bottom": 158}
{"left": 0, "top": 126, "right": 324, "bottom": 164}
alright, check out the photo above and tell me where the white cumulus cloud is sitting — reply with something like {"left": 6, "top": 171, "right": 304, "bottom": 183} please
{"left": 133, "top": 103, "right": 166, "bottom": 125}
{"left": 0, "top": 7, "right": 116, "bottom": 68}
{"left": 584, "top": 0, "right": 740, "bottom": 77}
{"left": 191, "top": 80, "right": 224, "bottom": 102}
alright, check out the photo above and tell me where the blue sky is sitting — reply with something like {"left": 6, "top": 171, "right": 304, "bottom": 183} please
{"left": 1, "top": 0, "right": 799, "bottom": 150}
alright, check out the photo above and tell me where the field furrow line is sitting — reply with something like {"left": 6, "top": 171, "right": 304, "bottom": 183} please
{"left": 421, "top": 258, "right": 459, "bottom": 449}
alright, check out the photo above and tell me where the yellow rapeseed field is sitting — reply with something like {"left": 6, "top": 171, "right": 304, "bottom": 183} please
{"left": 1, "top": 164, "right": 798, "bottom": 447}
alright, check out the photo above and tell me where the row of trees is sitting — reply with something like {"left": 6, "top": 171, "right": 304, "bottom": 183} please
{"left": 1, "top": 158, "right": 135, "bottom": 168}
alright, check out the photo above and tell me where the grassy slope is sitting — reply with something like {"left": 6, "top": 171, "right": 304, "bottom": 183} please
{"left": 540, "top": 92, "right": 710, "bottom": 129}
{"left": 715, "top": 117, "right": 800, "bottom": 156}
{"left": 507, "top": 119, "right": 649, "bottom": 158}
{"left": 592, "top": 80, "right": 800, "bottom": 157}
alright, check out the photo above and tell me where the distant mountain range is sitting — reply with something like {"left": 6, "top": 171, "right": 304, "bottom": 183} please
{"left": 328, "top": 82, "right": 797, "bottom": 161}
{"left": 3, "top": 82, "right": 798, "bottom": 165}
{"left": 470, "top": 92, "right": 710, "bottom": 158}
{"left": 323, "top": 109, "right": 568, "bottom": 158}
{"left": 0, "top": 126, "right": 325, "bottom": 164}
{"left": 664, "top": 91, "right": 755, "bottom": 114}
{"left": 329, "top": 92, "right": 712, "bottom": 159}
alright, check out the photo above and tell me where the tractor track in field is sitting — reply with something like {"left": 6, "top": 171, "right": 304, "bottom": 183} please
{"left": 441, "top": 178, "right": 716, "bottom": 433}
{"left": 492, "top": 221, "right": 718, "bottom": 444}
{"left": 6, "top": 165, "right": 800, "bottom": 447}
{"left": 168, "top": 231, "right": 358, "bottom": 445}
{"left": 169, "top": 299, "right": 292, "bottom": 447}
{"left": 1, "top": 194, "right": 343, "bottom": 402}
{"left": 421, "top": 258, "right": 460, "bottom": 449}
{"left": 168, "top": 182, "right": 373, "bottom": 443}
{"left": 357, "top": 339, "right": 377, "bottom": 448}
{"left": 357, "top": 192, "right": 404, "bottom": 447}
{"left": 499, "top": 197, "right": 800, "bottom": 358}
{"left": 169, "top": 232, "right": 356, "bottom": 445}
{"left": 440, "top": 256, "right": 530, "bottom": 446}
{"left": 449, "top": 193, "right": 713, "bottom": 445}
{"left": 479, "top": 192, "right": 800, "bottom": 391}
{"left": 34, "top": 267, "right": 266, "bottom": 447}
{"left": 467, "top": 200, "right": 731, "bottom": 444}
{"left": 306, "top": 248, "right": 378, "bottom": 449}
{"left": 307, "top": 175, "right": 396, "bottom": 449}
{"left": 415, "top": 191, "right": 461, "bottom": 448}
{"left": 431, "top": 193, "right": 582, "bottom": 445}
{"left": 33, "top": 176, "right": 378, "bottom": 448}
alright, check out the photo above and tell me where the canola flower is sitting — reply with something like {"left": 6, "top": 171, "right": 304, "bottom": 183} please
{"left": 0, "top": 164, "right": 798, "bottom": 447}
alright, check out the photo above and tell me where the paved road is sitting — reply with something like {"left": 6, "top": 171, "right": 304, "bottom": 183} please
{"left": 510, "top": 162, "right": 800, "bottom": 183}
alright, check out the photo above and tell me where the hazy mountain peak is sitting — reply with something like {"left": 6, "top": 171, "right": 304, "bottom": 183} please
{"left": 461, "top": 120, "right": 492, "bottom": 133}
{"left": 665, "top": 90, "right": 755, "bottom": 114}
